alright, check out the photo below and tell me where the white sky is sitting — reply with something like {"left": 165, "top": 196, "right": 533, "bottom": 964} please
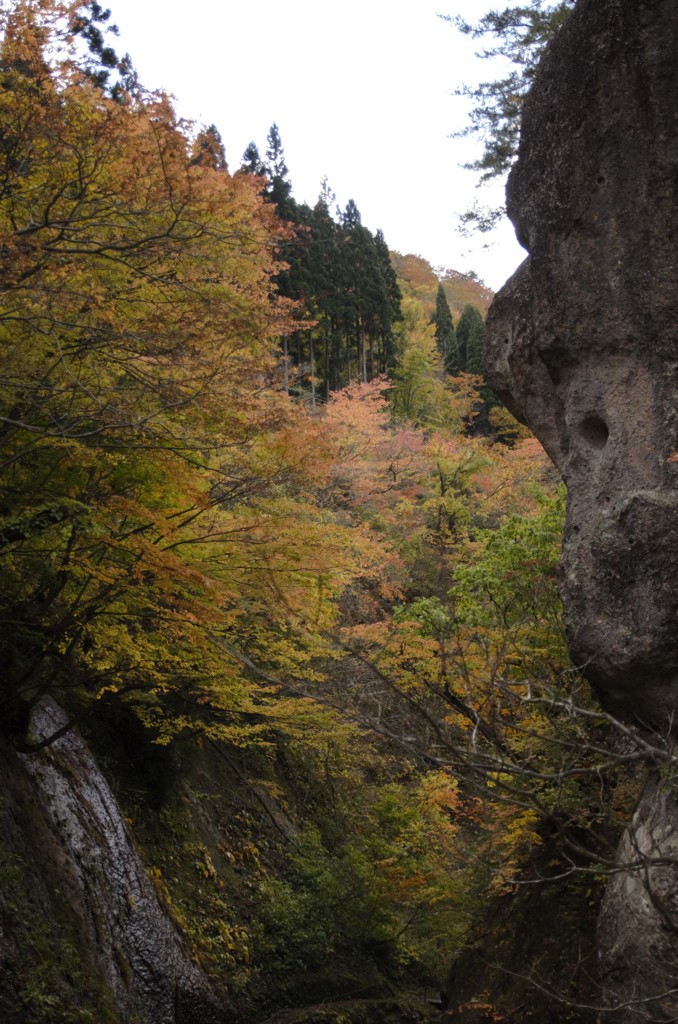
{"left": 106, "top": 0, "right": 526, "bottom": 292}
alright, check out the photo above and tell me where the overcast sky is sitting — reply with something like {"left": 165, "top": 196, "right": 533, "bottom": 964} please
{"left": 106, "top": 0, "right": 526, "bottom": 291}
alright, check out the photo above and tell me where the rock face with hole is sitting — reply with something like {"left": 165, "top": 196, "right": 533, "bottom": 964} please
{"left": 486, "top": 0, "right": 678, "bottom": 728}
{"left": 485, "top": 1, "right": 678, "bottom": 1019}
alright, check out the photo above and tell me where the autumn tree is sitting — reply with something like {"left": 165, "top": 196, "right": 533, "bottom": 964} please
{"left": 191, "top": 123, "right": 228, "bottom": 170}
{"left": 0, "top": 7, "right": 629, "bottom": 1022}
{"left": 0, "top": 1, "right": 382, "bottom": 751}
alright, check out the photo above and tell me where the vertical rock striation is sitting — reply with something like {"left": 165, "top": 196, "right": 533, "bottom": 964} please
{"left": 485, "top": 0, "right": 678, "bottom": 1019}
{"left": 17, "top": 699, "right": 226, "bottom": 1024}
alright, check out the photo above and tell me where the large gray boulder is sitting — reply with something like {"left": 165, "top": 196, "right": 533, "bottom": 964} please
{"left": 485, "top": 1, "right": 678, "bottom": 1019}
{"left": 486, "top": 0, "right": 678, "bottom": 727}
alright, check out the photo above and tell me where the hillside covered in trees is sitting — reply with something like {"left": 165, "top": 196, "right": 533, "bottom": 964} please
{"left": 0, "top": 4, "right": 645, "bottom": 1024}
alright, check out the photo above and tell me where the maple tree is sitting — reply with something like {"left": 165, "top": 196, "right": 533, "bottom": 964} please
{"left": 0, "top": 1, "right": 389, "bottom": 755}
{"left": 305, "top": 356, "right": 631, "bottom": 999}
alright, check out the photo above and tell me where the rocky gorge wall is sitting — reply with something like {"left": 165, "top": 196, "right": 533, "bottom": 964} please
{"left": 485, "top": 0, "right": 678, "bottom": 1019}
{"left": 0, "top": 698, "right": 225, "bottom": 1024}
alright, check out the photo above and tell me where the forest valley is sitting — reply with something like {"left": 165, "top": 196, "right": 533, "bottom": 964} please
{"left": 0, "top": 4, "right": 648, "bottom": 1024}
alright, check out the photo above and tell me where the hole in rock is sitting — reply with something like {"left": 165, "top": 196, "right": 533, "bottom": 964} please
{"left": 597, "top": 174, "right": 606, "bottom": 185}
{"left": 579, "top": 415, "right": 609, "bottom": 449}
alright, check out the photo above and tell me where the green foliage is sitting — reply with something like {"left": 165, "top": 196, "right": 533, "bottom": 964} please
{"left": 244, "top": 127, "right": 403, "bottom": 399}
{"left": 452, "top": 487, "right": 565, "bottom": 634}
{"left": 450, "top": 303, "right": 502, "bottom": 430}
{"left": 431, "top": 284, "right": 458, "bottom": 374}
{"left": 264, "top": 121, "right": 293, "bottom": 214}
{"left": 253, "top": 776, "right": 471, "bottom": 985}
{"left": 391, "top": 298, "right": 475, "bottom": 431}
{"left": 384, "top": 479, "right": 631, "bottom": 900}
{"left": 394, "top": 597, "right": 453, "bottom": 643}
{"left": 464, "top": 317, "right": 485, "bottom": 377}
{"left": 454, "top": 305, "right": 484, "bottom": 373}
{"left": 256, "top": 826, "right": 378, "bottom": 972}
{"left": 0, "top": 849, "right": 120, "bottom": 1023}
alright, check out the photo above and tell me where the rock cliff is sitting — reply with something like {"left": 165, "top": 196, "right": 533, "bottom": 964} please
{"left": 486, "top": 0, "right": 678, "bottom": 726}
{"left": 0, "top": 699, "right": 225, "bottom": 1024}
{"left": 485, "top": 0, "right": 678, "bottom": 1019}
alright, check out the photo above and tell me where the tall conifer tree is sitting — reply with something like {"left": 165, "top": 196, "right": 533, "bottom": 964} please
{"left": 432, "top": 283, "right": 459, "bottom": 374}
{"left": 241, "top": 142, "right": 265, "bottom": 175}
{"left": 264, "top": 122, "right": 293, "bottom": 216}
{"left": 374, "top": 229, "right": 402, "bottom": 373}
{"left": 455, "top": 304, "right": 484, "bottom": 372}
{"left": 465, "top": 313, "right": 485, "bottom": 376}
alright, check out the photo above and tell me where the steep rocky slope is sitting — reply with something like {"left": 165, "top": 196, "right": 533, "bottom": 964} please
{"left": 0, "top": 696, "right": 441, "bottom": 1024}
{"left": 0, "top": 699, "right": 224, "bottom": 1024}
